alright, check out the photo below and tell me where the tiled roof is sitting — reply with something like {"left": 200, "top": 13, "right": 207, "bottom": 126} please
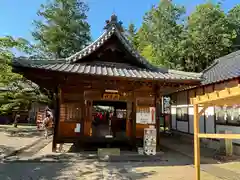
{"left": 13, "top": 59, "right": 202, "bottom": 81}
{"left": 66, "top": 25, "right": 158, "bottom": 71}
{"left": 12, "top": 15, "right": 202, "bottom": 83}
{"left": 202, "top": 50, "right": 240, "bottom": 85}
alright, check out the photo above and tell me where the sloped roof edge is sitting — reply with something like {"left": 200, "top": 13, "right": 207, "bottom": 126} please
{"left": 65, "top": 24, "right": 162, "bottom": 71}
{"left": 202, "top": 50, "right": 240, "bottom": 85}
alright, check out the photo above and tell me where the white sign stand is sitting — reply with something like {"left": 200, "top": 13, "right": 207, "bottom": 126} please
{"left": 144, "top": 127, "right": 157, "bottom": 155}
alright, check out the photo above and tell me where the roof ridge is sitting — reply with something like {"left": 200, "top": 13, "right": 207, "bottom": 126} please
{"left": 64, "top": 24, "right": 165, "bottom": 71}
{"left": 13, "top": 57, "right": 67, "bottom": 65}
{"left": 112, "top": 25, "right": 161, "bottom": 71}
{"left": 168, "top": 69, "right": 203, "bottom": 78}
{"left": 216, "top": 50, "right": 240, "bottom": 62}
{"left": 115, "top": 26, "right": 171, "bottom": 72}
{"left": 201, "top": 60, "right": 218, "bottom": 74}
{"left": 66, "top": 26, "right": 115, "bottom": 62}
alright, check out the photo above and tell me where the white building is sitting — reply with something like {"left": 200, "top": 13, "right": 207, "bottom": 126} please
{"left": 170, "top": 50, "right": 240, "bottom": 154}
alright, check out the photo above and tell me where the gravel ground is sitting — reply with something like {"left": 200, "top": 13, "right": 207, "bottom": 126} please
{"left": 0, "top": 126, "right": 42, "bottom": 158}
{"left": 0, "top": 146, "right": 227, "bottom": 180}
{"left": 1, "top": 135, "right": 239, "bottom": 180}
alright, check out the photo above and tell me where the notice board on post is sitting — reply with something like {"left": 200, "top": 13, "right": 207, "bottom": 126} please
{"left": 136, "top": 106, "right": 156, "bottom": 124}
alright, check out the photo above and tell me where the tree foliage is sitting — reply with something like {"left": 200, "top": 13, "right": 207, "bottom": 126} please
{"left": 32, "top": 0, "right": 91, "bottom": 58}
{"left": 135, "top": 0, "right": 186, "bottom": 68}
{"left": 131, "top": 1, "right": 239, "bottom": 72}
{"left": 127, "top": 23, "right": 138, "bottom": 48}
{"left": 181, "top": 2, "right": 235, "bottom": 72}
{"left": 0, "top": 36, "right": 49, "bottom": 115}
{"left": 227, "top": 4, "right": 240, "bottom": 51}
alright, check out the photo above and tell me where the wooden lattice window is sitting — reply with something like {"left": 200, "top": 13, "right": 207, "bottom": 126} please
{"left": 65, "top": 103, "right": 82, "bottom": 122}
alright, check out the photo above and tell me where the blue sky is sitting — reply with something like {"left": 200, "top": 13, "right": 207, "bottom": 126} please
{"left": 0, "top": 0, "right": 239, "bottom": 43}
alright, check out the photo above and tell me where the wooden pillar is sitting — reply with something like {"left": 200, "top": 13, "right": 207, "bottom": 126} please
{"left": 155, "top": 87, "right": 160, "bottom": 148}
{"left": 52, "top": 87, "right": 60, "bottom": 152}
{"left": 131, "top": 99, "right": 136, "bottom": 149}
{"left": 193, "top": 104, "right": 200, "bottom": 180}
{"left": 82, "top": 99, "right": 86, "bottom": 136}
{"left": 84, "top": 100, "right": 92, "bottom": 136}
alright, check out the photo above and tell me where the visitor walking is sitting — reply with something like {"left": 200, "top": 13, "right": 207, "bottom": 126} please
{"left": 43, "top": 108, "right": 53, "bottom": 139}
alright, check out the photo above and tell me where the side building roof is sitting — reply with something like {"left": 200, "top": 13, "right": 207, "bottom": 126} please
{"left": 202, "top": 50, "right": 240, "bottom": 85}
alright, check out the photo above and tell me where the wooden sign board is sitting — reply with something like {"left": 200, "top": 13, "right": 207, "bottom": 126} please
{"left": 102, "top": 93, "right": 120, "bottom": 100}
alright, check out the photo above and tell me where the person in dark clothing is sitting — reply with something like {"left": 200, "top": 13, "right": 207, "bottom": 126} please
{"left": 13, "top": 113, "right": 20, "bottom": 128}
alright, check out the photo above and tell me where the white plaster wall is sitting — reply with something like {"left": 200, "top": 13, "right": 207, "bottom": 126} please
{"left": 199, "top": 106, "right": 205, "bottom": 133}
{"left": 177, "top": 121, "right": 188, "bottom": 133}
{"left": 171, "top": 103, "right": 240, "bottom": 146}
{"left": 171, "top": 106, "right": 176, "bottom": 129}
{"left": 216, "top": 125, "right": 240, "bottom": 145}
{"left": 189, "top": 106, "right": 194, "bottom": 134}
{"left": 205, "top": 106, "right": 215, "bottom": 133}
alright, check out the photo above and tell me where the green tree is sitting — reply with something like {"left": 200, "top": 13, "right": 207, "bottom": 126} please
{"left": 183, "top": 2, "right": 236, "bottom": 72}
{"left": 227, "top": 4, "right": 240, "bottom": 51}
{"left": 0, "top": 36, "right": 49, "bottom": 115}
{"left": 135, "top": 1, "right": 237, "bottom": 72}
{"left": 32, "top": 0, "right": 91, "bottom": 58}
{"left": 127, "top": 23, "right": 138, "bottom": 48}
{"left": 136, "top": 0, "right": 186, "bottom": 68}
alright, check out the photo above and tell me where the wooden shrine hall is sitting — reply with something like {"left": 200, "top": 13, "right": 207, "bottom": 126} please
{"left": 13, "top": 14, "right": 202, "bottom": 152}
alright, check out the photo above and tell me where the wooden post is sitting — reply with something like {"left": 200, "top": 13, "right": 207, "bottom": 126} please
{"left": 52, "top": 87, "right": 60, "bottom": 152}
{"left": 193, "top": 104, "right": 200, "bottom": 180}
{"left": 131, "top": 98, "right": 136, "bottom": 150}
{"left": 155, "top": 86, "right": 160, "bottom": 147}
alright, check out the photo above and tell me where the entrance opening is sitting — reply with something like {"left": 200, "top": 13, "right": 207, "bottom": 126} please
{"left": 92, "top": 100, "right": 127, "bottom": 139}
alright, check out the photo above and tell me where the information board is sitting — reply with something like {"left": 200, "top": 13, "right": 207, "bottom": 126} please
{"left": 136, "top": 106, "right": 156, "bottom": 124}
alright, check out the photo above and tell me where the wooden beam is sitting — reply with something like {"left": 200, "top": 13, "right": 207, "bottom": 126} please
{"left": 207, "top": 98, "right": 240, "bottom": 106}
{"left": 191, "top": 85, "right": 240, "bottom": 105}
{"left": 193, "top": 104, "right": 200, "bottom": 180}
{"left": 198, "top": 105, "right": 208, "bottom": 116}
{"left": 198, "top": 133, "right": 240, "bottom": 139}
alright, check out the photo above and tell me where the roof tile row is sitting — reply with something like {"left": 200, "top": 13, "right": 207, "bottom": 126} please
{"left": 23, "top": 62, "right": 200, "bottom": 81}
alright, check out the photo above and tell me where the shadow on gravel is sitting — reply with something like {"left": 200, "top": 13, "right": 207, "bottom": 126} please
{"left": 0, "top": 126, "right": 42, "bottom": 138}
{"left": 0, "top": 160, "right": 72, "bottom": 180}
{"left": 0, "top": 145, "right": 15, "bottom": 157}
{"left": 0, "top": 153, "right": 156, "bottom": 180}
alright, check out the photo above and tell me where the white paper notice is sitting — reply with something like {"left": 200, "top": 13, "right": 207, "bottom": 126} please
{"left": 136, "top": 111, "right": 149, "bottom": 124}
{"left": 136, "top": 107, "right": 156, "bottom": 124}
{"left": 74, "top": 123, "right": 81, "bottom": 133}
